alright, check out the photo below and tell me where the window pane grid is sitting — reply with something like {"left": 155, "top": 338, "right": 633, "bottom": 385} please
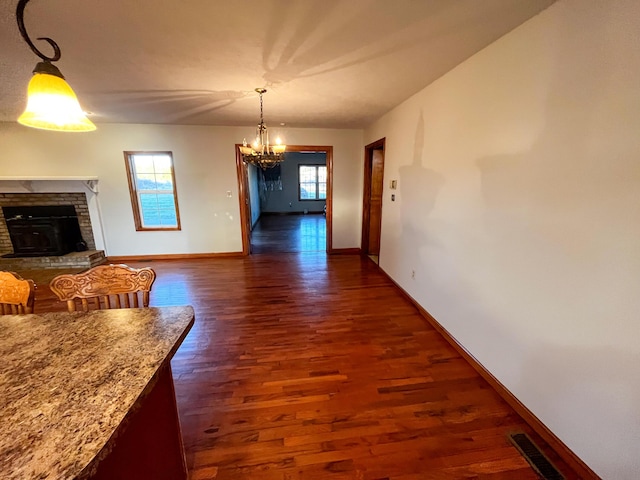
{"left": 298, "top": 165, "right": 327, "bottom": 201}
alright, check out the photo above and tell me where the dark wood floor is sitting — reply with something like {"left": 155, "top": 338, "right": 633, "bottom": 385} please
{"left": 251, "top": 214, "right": 326, "bottom": 254}
{"left": 27, "top": 253, "right": 580, "bottom": 480}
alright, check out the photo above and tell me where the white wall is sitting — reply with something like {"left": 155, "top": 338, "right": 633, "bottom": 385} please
{"left": 0, "top": 123, "right": 362, "bottom": 255}
{"left": 365, "top": 0, "right": 640, "bottom": 478}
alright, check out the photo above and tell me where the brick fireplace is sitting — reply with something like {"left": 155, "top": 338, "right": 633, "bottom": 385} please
{"left": 0, "top": 192, "right": 105, "bottom": 270}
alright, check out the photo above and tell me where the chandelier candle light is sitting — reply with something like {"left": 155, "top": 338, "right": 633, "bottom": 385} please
{"left": 239, "top": 88, "right": 286, "bottom": 169}
{"left": 15, "top": 0, "right": 96, "bottom": 132}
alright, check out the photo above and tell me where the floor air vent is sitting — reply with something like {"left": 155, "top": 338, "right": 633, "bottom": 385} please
{"left": 508, "top": 432, "right": 565, "bottom": 480}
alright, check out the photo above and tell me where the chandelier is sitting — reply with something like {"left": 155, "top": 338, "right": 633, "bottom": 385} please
{"left": 239, "top": 88, "right": 286, "bottom": 169}
{"left": 15, "top": 0, "right": 95, "bottom": 132}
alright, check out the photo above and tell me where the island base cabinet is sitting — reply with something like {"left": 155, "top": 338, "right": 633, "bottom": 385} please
{"left": 90, "top": 363, "right": 188, "bottom": 480}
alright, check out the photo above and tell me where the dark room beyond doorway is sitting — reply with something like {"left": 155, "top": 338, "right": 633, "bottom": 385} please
{"left": 247, "top": 151, "right": 327, "bottom": 254}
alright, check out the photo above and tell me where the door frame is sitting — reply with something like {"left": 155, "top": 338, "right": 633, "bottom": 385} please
{"left": 361, "top": 137, "right": 385, "bottom": 256}
{"left": 236, "top": 144, "right": 333, "bottom": 255}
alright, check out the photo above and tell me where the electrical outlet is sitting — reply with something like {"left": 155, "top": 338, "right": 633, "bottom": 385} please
{"left": 411, "top": 270, "right": 415, "bottom": 279}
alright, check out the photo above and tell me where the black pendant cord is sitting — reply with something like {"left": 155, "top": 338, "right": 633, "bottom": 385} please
{"left": 16, "top": 0, "right": 61, "bottom": 63}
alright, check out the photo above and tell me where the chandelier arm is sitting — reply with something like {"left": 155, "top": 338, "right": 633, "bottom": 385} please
{"left": 16, "top": 0, "right": 62, "bottom": 63}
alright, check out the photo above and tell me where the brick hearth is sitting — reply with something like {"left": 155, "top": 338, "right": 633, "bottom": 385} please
{"left": 0, "top": 250, "right": 106, "bottom": 271}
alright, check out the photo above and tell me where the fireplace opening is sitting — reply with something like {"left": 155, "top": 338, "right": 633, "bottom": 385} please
{"left": 2, "top": 205, "right": 88, "bottom": 257}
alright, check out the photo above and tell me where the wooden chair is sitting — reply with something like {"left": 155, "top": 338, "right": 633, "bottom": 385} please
{"left": 0, "top": 271, "right": 36, "bottom": 314}
{"left": 50, "top": 264, "right": 156, "bottom": 312}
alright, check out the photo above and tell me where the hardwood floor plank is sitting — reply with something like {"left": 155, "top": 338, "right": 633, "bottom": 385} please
{"left": 23, "top": 253, "right": 581, "bottom": 479}
{"left": 250, "top": 214, "right": 326, "bottom": 254}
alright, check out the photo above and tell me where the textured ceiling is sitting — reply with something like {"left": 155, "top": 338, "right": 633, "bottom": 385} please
{"left": 0, "top": 0, "right": 555, "bottom": 129}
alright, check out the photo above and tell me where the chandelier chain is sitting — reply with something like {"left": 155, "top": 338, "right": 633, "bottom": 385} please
{"left": 259, "top": 91, "right": 264, "bottom": 126}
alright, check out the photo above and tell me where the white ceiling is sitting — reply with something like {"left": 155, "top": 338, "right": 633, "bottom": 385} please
{"left": 0, "top": 0, "right": 555, "bottom": 129}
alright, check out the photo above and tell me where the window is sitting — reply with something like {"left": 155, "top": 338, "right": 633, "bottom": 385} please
{"left": 298, "top": 165, "right": 327, "bottom": 201}
{"left": 124, "top": 151, "right": 181, "bottom": 231}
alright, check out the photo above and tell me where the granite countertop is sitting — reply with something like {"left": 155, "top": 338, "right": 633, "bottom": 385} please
{"left": 0, "top": 306, "right": 195, "bottom": 480}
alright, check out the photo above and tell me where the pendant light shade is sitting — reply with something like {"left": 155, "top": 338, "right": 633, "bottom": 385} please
{"left": 18, "top": 64, "right": 96, "bottom": 132}
{"left": 16, "top": 0, "right": 96, "bottom": 132}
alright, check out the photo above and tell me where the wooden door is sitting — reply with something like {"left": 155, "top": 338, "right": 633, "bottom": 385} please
{"left": 368, "top": 149, "right": 384, "bottom": 255}
{"left": 361, "top": 138, "right": 385, "bottom": 257}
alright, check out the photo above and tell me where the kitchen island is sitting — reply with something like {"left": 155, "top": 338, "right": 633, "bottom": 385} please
{"left": 0, "top": 306, "right": 194, "bottom": 479}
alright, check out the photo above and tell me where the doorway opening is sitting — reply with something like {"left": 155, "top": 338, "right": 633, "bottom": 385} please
{"left": 361, "top": 138, "right": 385, "bottom": 264}
{"left": 236, "top": 145, "right": 333, "bottom": 255}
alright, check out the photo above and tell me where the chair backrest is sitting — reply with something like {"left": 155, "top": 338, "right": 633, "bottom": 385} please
{"left": 49, "top": 264, "right": 156, "bottom": 312}
{"left": 0, "top": 271, "right": 35, "bottom": 315}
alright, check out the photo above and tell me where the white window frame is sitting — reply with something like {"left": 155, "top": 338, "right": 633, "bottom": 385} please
{"left": 298, "top": 164, "right": 327, "bottom": 201}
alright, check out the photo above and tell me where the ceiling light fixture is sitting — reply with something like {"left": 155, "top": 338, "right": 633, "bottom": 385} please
{"left": 239, "top": 88, "right": 286, "bottom": 169}
{"left": 16, "top": 0, "right": 96, "bottom": 132}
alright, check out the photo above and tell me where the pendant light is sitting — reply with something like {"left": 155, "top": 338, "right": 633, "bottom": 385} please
{"left": 239, "top": 88, "right": 286, "bottom": 169}
{"left": 16, "top": 0, "right": 96, "bottom": 132}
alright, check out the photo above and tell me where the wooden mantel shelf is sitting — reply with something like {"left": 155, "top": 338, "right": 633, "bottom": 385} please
{"left": 0, "top": 177, "right": 99, "bottom": 193}
{"left": 0, "top": 176, "right": 99, "bottom": 181}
